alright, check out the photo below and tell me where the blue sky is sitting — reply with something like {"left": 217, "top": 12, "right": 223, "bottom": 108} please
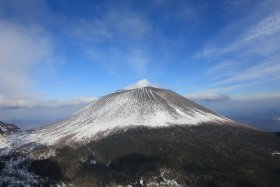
{"left": 0, "top": 0, "right": 280, "bottom": 125}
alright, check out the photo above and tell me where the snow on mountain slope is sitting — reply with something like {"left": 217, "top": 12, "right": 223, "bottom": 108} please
{"left": 4, "top": 87, "right": 231, "bottom": 148}
{"left": 0, "top": 122, "right": 20, "bottom": 150}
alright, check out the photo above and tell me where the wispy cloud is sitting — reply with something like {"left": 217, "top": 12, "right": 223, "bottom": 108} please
{"left": 87, "top": 48, "right": 150, "bottom": 74}
{"left": 195, "top": 10, "right": 280, "bottom": 93}
{"left": 222, "top": 13, "right": 280, "bottom": 56}
{"left": 69, "top": 10, "right": 152, "bottom": 43}
{"left": 201, "top": 12, "right": 280, "bottom": 59}
{"left": 213, "top": 57, "right": 280, "bottom": 85}
{"left": 205, "top": 81, "right": 270, "bottom": 93}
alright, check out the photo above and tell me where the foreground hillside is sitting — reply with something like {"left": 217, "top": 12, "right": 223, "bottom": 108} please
{"left": 15, "top": 124, "right": 280, "bottom": 187}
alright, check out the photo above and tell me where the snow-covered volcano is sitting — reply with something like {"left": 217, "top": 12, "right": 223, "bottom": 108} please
{"left": 5, "top": 87, "right": 231, "bottom": 148}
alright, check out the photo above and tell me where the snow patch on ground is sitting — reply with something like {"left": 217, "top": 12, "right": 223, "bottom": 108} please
{"left": 0, "top": 156, "right": 44, "bottom": 186}
{"left": 272, "top": 151, "right": 280, "bottom": 156}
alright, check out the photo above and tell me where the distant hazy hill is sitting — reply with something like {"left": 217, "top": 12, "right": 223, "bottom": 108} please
{"left": 231, "top": 110, "right": 280, "bottom": 132}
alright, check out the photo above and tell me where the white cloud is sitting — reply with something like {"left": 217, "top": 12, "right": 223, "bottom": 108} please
{"left": 125, "top": 79, "right": 154, "bottom": 89}
{"left": 0, "top": 21, "right": 53, "bottom": 97}
{"left": 0, "top": 96, "right": 96, "bottom": 109}
{"left": 0, "top": 21, "right": 84, "bottom": 111}
{"left": 185, "top": 92, "right": 230, "bottom": 102}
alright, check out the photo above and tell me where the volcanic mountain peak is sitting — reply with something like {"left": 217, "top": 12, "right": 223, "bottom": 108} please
{"left": 2, "top": 88, "right": 280, "bottom": 187}
{"left": 6, "top": 87, "right": 231, "bottom": 148}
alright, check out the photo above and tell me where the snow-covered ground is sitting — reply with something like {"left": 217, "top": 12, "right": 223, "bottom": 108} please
{"left": 0, "top": 156, "right": 44, "bottom": 186}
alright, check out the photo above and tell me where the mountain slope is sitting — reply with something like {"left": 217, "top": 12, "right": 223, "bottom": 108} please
{"left": 23, "top": 124, "right": 280, "bottom": 186}
{"left": 1, "top": 87, "right": 280, "bottom": 186}
{"left": 7, "top": 87, "right": 231, "bottom": 148}
{"left": 0, "top": 121, "right": 20, "bottom": 149}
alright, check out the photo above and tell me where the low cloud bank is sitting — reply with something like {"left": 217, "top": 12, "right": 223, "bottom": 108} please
{"left": 185, "top": 92, "right": 231, "bottom": 102}
{"left": 0, "top": 96, "right": 96, "bottom": 109}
